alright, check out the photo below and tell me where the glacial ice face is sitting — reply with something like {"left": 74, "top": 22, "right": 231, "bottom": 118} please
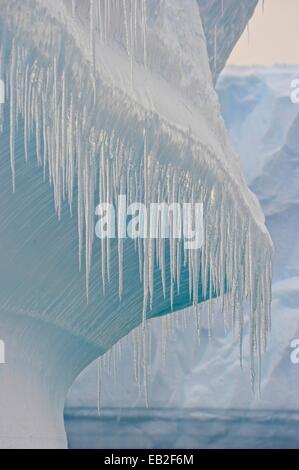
{"left": 0, "top": 0, "right": 272, "bottom": 447}
{"left": 197, "top": 0, "right": 259, "bottom": 81}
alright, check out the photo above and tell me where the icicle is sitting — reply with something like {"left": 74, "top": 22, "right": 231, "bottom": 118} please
{"left": 214, "top": 24, "right": 217, "bottom": 73}
{"left": 66, "top": 94, "right": 74, "bottom": 213}
{"left": 142, "top": 0, "right": 147, "bottom": 68}
{"left": 61, "top": 72, "right": 66, "bottom": 199}
{"left": 130, "top": 0, "right": 134, "bottom": 88}
{"left": 123, "top": 0, "right": 130, "bottom": 56}
{"left": 142, "top": 127, "right": 149, "bottom": 407}
{"left": 35, "top": 98, "right": 41, "bottom": 167}
{"left": 104, "top": 0, "right": 108, "bottom": 42}
{"left": 132, "top": 330, "right": 138, "bottom": 383}
{"left": 134, "top": 0, "right": 138, "bottom": 47}
{"left": 117, "top": 179, "right": 126, "bottom": 300}
{"left": 142, "top": 127, "right": 149, "bottom": 318}
{"left": 72, "top": 0, "right": 76, "bottom": 17}
{"left": 90, "top": 0, "right": 96, "bottom": 72}
{"left": 98, "top": 0, "right": 104, "bottom": 41}
{"left": 76, "top": 113, "right": 84, "bottom": 273}
{"left": 107, "top": 0, "right": 111, "bottom": 38}
{"left": 195, "top": 304, "right": 202, "bottom": 343}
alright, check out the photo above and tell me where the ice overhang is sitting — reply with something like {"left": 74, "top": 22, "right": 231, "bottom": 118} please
{"left": 0, "top": 0, "right": 272, "bottom": 392}
{"left": 0, "top": 0, "right": 273, "bottom": 449}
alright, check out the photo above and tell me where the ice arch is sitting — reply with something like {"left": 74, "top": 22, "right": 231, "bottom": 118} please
{"left": 0, "top": 0, "right": 271, "bottom": 448}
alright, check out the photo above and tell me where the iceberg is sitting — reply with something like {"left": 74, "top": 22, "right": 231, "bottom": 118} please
{"left": 0, "top": 0, "right": 271, "bottom": 448}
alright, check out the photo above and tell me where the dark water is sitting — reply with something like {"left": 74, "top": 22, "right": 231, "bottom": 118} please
{"left": 65, "top": 408, "right": 299, "bottom": 449}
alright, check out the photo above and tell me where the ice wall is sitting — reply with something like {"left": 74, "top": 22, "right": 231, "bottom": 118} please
{"left": 0, "top": 0, "right": 272, "bottom": 448}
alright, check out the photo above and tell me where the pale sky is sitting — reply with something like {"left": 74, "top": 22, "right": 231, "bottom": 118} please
{"left": 229, "top": 0, "right": 299, "bottom": 65}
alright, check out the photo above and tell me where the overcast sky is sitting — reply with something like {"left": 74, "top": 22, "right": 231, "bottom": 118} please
{"left": 229, "top": 0, "right": 299, "bottom": 65}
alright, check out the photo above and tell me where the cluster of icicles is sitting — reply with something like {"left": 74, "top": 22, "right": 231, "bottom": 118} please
{"left": 0, "top": 0, "right": 272, "bottom": 400}
{"left": 82, "top": 0, "right": 149, "bottom": 80}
